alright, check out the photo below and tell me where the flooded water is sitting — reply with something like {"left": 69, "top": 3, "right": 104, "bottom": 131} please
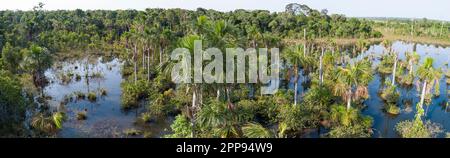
{"left": 43, "top": 57, "right": 172, "bottom": 138}
{"left": 358, "top": 41, "right": 450, "bottom": 138}
{"left": 42, "top": 41, "right": 450, "bottom": 138}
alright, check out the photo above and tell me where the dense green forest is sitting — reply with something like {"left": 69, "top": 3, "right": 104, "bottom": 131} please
{"left": 1, "top": 3, "right": 448, "bottom": 138}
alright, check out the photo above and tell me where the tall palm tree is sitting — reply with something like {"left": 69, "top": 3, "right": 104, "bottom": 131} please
{"left": 282, "top": 45, "right": 303, "bottom": 106}
{"left": 417, "top": 57, "right": 441, "bottom": 109}
{"left": 207, "top": 20, "right": 235, "bottom": 101}
{"left": 334, "top": 59, "right": 373, "bottom": 110}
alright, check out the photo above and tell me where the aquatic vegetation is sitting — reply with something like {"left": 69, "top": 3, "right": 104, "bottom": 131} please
{"left": 398, "top": 74, "right": 414, "bottom": 86}
{"left": 121, "top": 80, "right": 150, "bottom": 109}
{"left": 52, "top": 112, "right": 66, "bottom": 129}
{"left": 87, "top": 92, "right": 97, "bottom": 102}
{"left": 99, "top": 88, "right": 107, "bottom": 96}
{"left": 396, "top": 120, "right": 443, "bottom": 138}
{"left": 377, "top": 54, "right": 395, "bottom": 74}
{"left": 58, "top": 72, "right": 73, "bottom": 84}
{"left": 31, "top": 112, "right": 65, "bottom": 134}
{"left": 76, "top": 111, "right": 87, "bottom": 120}
{"left": 31, "top": 113, "right": 56, "bottom": 134}
{"left": 123, "top": 128, "right": 141, "bottom": 136}
{"left": 73, "top": 91, "right": 85, "bottom": 100}
{"left": 380, "top": 83, "right": 400, "bottom": 103}
{"left": 384, "top": 103, "right": 401, "bottom": 115}
{"left": 0, "top": 2, "right": 448, "bottom": 139}
{"left": 90, "top": 72, "right": 104, "bottom": 78}
{"left": 75, "top": 74, "right": 82, "bottom": 81}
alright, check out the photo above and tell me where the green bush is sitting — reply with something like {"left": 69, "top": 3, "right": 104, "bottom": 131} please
{"left": 165, "top": 114, "right": 192, "bottom": 138}
{"left": 0, "top": 70, "right": 27, "bottom": 135}
{"left": 121, "top": 80, "right": 150, "bottom": 109}
{"left": 396, "top": 120, "right": 443, "bottom": 138}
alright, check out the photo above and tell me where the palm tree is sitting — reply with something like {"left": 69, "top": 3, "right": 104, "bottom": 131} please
{"left": 282, "top": 45, "right": 304, "bottom": 106}
{"left": 242, "top": 123, "right": 273, "bottom": 138}
{"left": 417, "top": 57, "right": 441, "bottom": 109}
{"left": 170, "top": 35, "right": 203, "bottom": 137}
{"left": 207, "top": 20, "right": 235, "bottom": 101}
{"left": 334, "top": 59, "right": 373, "bottom": 110}
{"left": 406, "top": 51, "right": 420, "bottom": 75}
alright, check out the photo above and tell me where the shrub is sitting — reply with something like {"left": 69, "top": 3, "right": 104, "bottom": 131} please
{"left": 242, "top": 123, "right": 272, "bottom": 138}
{"left": 164, "top": 114, "right": 192, "bottom": 138}
{"left": 121, "top": 80, "right": 149, "bottom": 109}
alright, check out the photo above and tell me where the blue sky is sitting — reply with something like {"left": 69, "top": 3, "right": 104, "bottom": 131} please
{"left": 1, "top": 0, "right": 449, "bottom": 21}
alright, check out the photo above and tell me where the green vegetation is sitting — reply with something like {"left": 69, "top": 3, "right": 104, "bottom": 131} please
{"left": 384, "top": 104, "right": 401, "bottom": 115}
{"left": 99, "top": 88, "right": 107, "bottom": 96}
{"left": 123, "top": 128, "right": 142, "bottom": 136}
{"left": 372, "top": 18, "right": 450, "bottom": 45}
{"left": 87, "top": 92, "right": 97, "bottom": 102}
{"left": 0, "top": 2, "right": 449, "bottom": 138}
{"left": 76, "top": 111, "right": 87, "bottom": 120}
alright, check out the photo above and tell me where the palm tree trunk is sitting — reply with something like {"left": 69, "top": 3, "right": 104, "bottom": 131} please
{"left": 192, "top": 85, "right": 197, "bottom": 108}
{"left": 303, "top": 28, "right": 306, "bottom": 57}
{"left": 147, "top": 48, "right": 150, "bottom": 81}
{"left": 159, "top": 47, "right": 163, "bottom": 63}
{"left": 347, "top": 90, "right": 352, "bottom": 110}
{"left": 409, "top": 60, "right": 413, "bottom": 75}
{"left": 319, "top": 48, "right": 324, "bottom": 85}
{"left": 216, "top": 88, "right": 220, "bottom": 101}
{"left": 134, "top": 44, "right": 137, "bottom": 84}
{"left": 294, "top": 80, "right": 298, "bottom": 106}
{"left": 419, "top": 81, "right": 427, "bottom": 107}
{"left": 294, "top": 65, "right": 299, "bottom": 105}
{"left": 392, "top": 54, "right": 398, "bottom": 86}
{"left": 142, "top": 46, "right": 145, "bottom": 70}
